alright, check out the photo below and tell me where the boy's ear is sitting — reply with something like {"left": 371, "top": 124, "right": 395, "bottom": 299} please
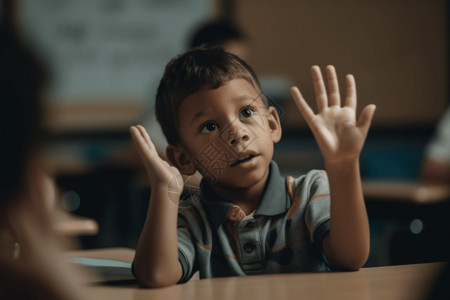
{"left": 166, "top": 145, "right": 196, "bottom": 175}
{"left": 267, "top": 106, "right": 282, "bottom": 143}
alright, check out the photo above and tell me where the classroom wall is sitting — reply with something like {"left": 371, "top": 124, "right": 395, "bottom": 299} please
{"left": 10, "top": 0, "right": 449, "bottom": 258}
{"left": 235, "top": 0, "right": 448, "bottom": 130}
{"left": 18, "top": 0, "right": 448, "bottom": 132}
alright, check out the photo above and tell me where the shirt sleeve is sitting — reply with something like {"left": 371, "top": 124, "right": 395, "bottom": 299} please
{"left": 177, "top": 210, "right": 198, "bottom": 283}
{"left": 304, "top": 170, "right": 331, "bottom": 244}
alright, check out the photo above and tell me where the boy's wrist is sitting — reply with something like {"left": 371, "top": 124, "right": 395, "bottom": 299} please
{"left": 150, "top": 185, "right": 182, "bottom": 206}
{"left": 324, "top": 158, "right": 360, "bottom": 173}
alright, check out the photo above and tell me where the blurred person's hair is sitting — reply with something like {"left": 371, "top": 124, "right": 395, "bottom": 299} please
{"left": 155, "top": 46, "right": 265, "bottom": 146}
{"left": 189, "top": 19, "right": 246, "bottom": 49}
{"left": 0, "top": 0, "right": 49, "bottom": 208}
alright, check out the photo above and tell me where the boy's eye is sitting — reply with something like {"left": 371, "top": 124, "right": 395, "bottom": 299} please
{"left": 200, "top": 121, "right": 218, "bottom": 133}
{"left": 240, "top": 107, "right": 255, "bottom": 119}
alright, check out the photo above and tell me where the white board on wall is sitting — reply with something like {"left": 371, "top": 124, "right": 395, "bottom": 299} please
{"left": 19, "top": 0, "right": 212, "bottom": 103}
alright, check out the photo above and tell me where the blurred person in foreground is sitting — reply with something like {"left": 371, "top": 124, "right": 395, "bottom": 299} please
{"left": 0, "top": 1, "right": 85, "bottom": 298}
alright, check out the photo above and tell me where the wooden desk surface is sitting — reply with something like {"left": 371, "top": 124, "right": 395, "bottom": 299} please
{"left": 68, "top": 248, "right": 444, "bottom": 300}
{"left": 363, "top": 180, "right": 450, "bottom": 204}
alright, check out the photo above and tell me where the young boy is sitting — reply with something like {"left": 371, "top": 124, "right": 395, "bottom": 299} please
{"left": 130, "top": 47, "right": 376, "bottom": 288}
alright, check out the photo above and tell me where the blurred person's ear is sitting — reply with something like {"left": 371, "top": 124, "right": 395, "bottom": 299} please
{"left": 166, "top": 145, "right": 196, "bottom": 175}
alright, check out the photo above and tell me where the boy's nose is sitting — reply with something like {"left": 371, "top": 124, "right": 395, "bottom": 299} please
{"left": 227, "top": 123, "right": 250, "bottom": 145}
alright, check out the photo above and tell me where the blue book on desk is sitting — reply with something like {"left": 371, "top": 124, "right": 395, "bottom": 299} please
{"left": 70, "top": 257, "right": 137, "bottom": 285}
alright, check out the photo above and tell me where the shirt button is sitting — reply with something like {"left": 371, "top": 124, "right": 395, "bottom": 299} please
{"left": 245, "top": 222, "right": 254, "bottom": 229}
{"left": 244, "top": 243, "right": 254, "bottom": 253}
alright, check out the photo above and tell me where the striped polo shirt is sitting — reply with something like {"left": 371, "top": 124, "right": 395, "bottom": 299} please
{"left": 177, "top": 161, "right": 331, "bottom": 282}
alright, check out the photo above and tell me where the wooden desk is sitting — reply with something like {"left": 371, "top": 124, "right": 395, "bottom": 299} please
{"left": 68, "top": 248, "right": 444, "bottom": 300}
{"left": 363, "top": 180, "right": 450, "bottom": 204}
{"left": 362, "top": 180, "right": 450, "bottom": 265}
{"left": 362, "top": 180, "right": 450, "bottom": 221}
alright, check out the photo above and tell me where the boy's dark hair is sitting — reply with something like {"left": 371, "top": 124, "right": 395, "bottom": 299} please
{"left": 155, "top": 46, "right": 265, "bottom": 146}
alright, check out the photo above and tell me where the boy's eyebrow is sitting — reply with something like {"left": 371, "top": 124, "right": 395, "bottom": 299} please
{"left": 189, "top": 94, "right": 261, "bottom": 126}
{"left": 190, "top": 108, "right": 213, "bottom": 126}
{"left": 233, "top": 94, "right": 260, "bottom": 102}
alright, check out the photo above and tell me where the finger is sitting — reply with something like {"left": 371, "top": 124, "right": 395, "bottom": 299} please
{"left": 290, "top": 86, "right": 315, "bottom": 124}
{"left": 130, "top": 125, "right": 144, "bottom": 144}
{"left": 136, "top": 124, "right": 152, "bottom": 145}
{"left": 325, "top": 65, "right": 340, "bottom": 106}
{"left": 130, "top": 126, "right": 156, "bottom": 156}
{"left": 345, "top": 74, "right": 357, "bottom": 110}
{"left": 311, "top": 65, "right": 327, "bottom": 112}
{"left": 130, "top": 126, "right": 146, "bottom": 149}
{"left": 130, "top": 126, "right": 165, "bottom": 177}
{"left": 129, "top": 125, "right": 141, "bottom": 143}
{"left": 357, "top": 104, "right": 376, "bottom": 135}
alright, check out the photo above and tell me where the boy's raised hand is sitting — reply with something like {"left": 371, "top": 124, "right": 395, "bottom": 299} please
{"left": 130, "top": 125, "right": 183, "bottom": 203}
{"left": 290, "top": 65, "right": 376, "bottom": 165}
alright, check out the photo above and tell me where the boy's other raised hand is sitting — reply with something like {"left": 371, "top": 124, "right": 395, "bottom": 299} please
{"left": 130, "top": 125, "right": 183, "bottom": 203}
{"left": 290, "top": 65, "right": 376, "bottom": 165}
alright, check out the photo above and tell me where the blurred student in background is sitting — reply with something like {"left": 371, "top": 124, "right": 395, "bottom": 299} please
{"left": 421, "top": 105, "right": 450, "bottom": 300}
{"left": 189, "top": 19, "right": 250, "bottom": 61}
{"left": 0, "top": 1, "right": 85, "bottom": 298}
{"left": 421, "top": 106, "right": 450, "bottom": 184}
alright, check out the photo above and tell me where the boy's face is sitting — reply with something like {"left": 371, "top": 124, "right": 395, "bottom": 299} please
{"left": 169, "top": 78, "right": 281, "bottom": 189}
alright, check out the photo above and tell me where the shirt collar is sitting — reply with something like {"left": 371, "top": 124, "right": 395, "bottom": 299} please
{"left": 200, "top": 161, "right": 290, "bottom": 229}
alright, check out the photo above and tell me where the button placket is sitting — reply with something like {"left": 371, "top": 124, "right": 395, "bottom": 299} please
{"left": 236, "top": 218, "right": 264, "bottom": 272}
{"left": 244, "top": 243, "right": 254, "bottom": 253}
{"left": 245, "top": 221, "right": 255, "bottom": 229}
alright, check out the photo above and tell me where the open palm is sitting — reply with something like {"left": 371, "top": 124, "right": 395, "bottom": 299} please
{"left": 130, "top": 125, "right": 183, "bottom": 200}
{"left": 291, "top": 66, "right": 376, "bottom": 165}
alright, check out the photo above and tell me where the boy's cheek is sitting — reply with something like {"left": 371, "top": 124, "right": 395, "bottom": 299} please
{"left": 194, "top": 142, "right": 229, "bottom": 182}
{"left": 251, "top": 113, "right": 269, "bottom": 131}
{"left": 192, "top": 139, "right": 237, "bottom": 183}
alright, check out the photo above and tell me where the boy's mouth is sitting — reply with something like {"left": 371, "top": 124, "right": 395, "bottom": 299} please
{"left": 230, "top": 153, "right": 257, "bottom": 167}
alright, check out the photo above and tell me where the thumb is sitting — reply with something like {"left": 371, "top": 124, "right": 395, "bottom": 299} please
{"left": 357, "top": 104, "right": 376, "bottom": 134}
{"left": 290, "top": 86, "right": 315, "bottom": 126}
